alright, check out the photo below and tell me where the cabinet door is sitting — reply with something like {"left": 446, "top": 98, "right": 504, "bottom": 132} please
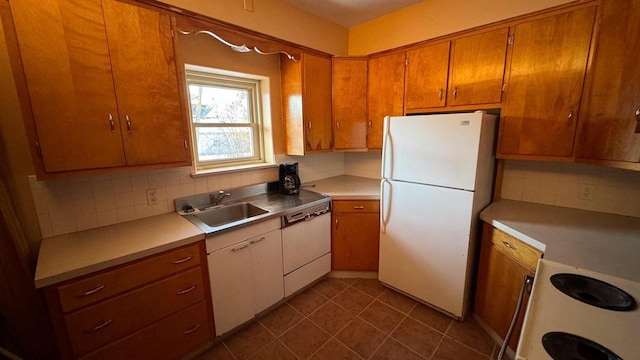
{"left": 102, "top": 0, "right": 188, "bottom": 166}
{"left": 474, "top": 240, "right": 533, "bottom": 351}
{"left": 11, "top": 0, "right": 126, "bottom": 172}
{"left": 303, "top": 54, "right": 333, "bottom": 152}
{"left": 577, "top": 0, "right": 640, "bottom": 163}
{"left": 250, "top": 229, "right": 284, "bottom": 314}
{"left": 367, "top": 52, "right": 405, "bottom": 149}
{"left": 332, "top": 212, "right": 380, "bottom": 271}
{"left": 405, "top": 42, "right": 450, "bottom": 110}
{"left": 448, "top": 28, "right": 509, "bottom": 106}
{"left": 208, "top": 240, "right": 253, "bottom": 336}
{"left": 333, "top": 58, "right": 368, "bottom": 150}
{"left": 499, "top": 7, "right": 596, "bottom": 157}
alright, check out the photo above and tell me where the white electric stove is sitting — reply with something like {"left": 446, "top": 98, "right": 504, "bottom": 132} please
{"left": 516, "top": 259, "right": 640, "bottom": 360}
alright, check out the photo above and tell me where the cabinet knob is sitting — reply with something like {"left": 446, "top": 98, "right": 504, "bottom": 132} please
{"left": 336, "top": 121, "right": 340, "bottom": 130}
{"left": 108, "top": 114, "right": 115, "bottom": 133}
{"left": 453, "top": 87, "right": 458, "bottom": 99}
{"left": 438, "top": 88, "right": 443, "bottom": 101}
{"left": 307, "top": 121, "right": 312, "bottom": 131}
{"left": 567, "top": 111, "right": 574, "bottom": 127}
{"left": 635, "top": 109, "right": 640, "bottom": 134}
{"left": 368, "top": 121, "right": 372, "bottom": 128}
{"left": 335, "top": 218, "right": 339, "bottom": 229}
{"left": 502, "top": 241, "right": 517, "bottom": 250}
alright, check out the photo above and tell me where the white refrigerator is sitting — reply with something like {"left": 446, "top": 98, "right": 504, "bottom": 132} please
{"left": 379, "top": 111, "right": 497, "bottom": 320}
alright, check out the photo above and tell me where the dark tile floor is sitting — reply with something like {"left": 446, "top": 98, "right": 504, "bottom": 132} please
{"left": 196, "top": 278, "right": 502, "bottom": 360}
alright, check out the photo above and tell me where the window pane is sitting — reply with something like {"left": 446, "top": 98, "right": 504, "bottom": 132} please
{"left": 195, "top": 127, "right": 255, "bottom": 161}
{"left": 189, "top": 84, "right": 250, "bottom": 124}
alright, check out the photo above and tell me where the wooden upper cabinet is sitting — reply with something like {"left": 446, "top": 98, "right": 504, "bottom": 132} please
{"left": 10, "top": 0, "right": 189, "bottom": 176}
{"left": 367, "top": 52, "right": 405, "bottom": 149}
{"left": 499, "top": 6, "right": 596, "bottom": 158}
{"left": 448, "top": 28, "right": 509, "bottom": 106}
{"left": 102, "top": 0, "right": 187, "bottom": 166}
{"left": 332, "top": 57, "right": 368, "bottom": 150}
{"left": 281, "top": 53, "right": 332, "bottom": 155}
{"left": 405, "top": 41, "right": 450, "bottom": 110}
{"left": 576, "top": 0, "right": 640, "bottom": 163}
{"left": 11, "top": 0, "right": 126, "bottom": 172}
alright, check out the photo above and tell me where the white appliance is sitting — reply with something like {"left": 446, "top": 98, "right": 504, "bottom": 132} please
{"left": 379, "top": 111, "right": 497, "bottom": 319}
{"left": 516, "top": 259, "right": 640, "bottom": 359}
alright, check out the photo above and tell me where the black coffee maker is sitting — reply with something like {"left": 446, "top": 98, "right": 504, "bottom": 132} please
{"left": 279, "top": 162, "right": 301, "bottom": 195}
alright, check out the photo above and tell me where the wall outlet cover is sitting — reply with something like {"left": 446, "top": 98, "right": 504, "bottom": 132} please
{"left": 146, "top": 188, "right": 159, "bottom": 205}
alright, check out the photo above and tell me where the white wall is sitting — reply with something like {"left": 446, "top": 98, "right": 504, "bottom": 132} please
{"left": 501, "top": 160, "right": 640, "bottom": 217}
{"left": 344, "top": 152, "right": 382, "bottom": 179}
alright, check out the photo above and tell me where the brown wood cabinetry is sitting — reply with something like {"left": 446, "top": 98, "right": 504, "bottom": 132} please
{"left": 9, "top": 0, "right": 190, "bottom": 176}
{"left": 474, "top": 224, "right": 543, "bottom": 351}
{"left": 332, "top": 57, "right": 368, "bottom": 150}
{"left": 281, "top": 53, "right": 333, "bottom": 155}
{"left": 498, "top": 6, "right": 597, "bottom": 158}
{"left": 576, "top": 0, "right": 640, "bottom": 166}
{"left": 44, "top": 243, "right": 213, "bottom": 360}
{"left": 331, "top": 200, "right": 380, "bottom": 271}
{"left": 367, "top": 52, "right": 405, "bottom": 149}
{"left": 448, "top": 28, "right": 509, "bottom": 106}
{"left": 405, "top": 41, "right": 450, "bottom": 110}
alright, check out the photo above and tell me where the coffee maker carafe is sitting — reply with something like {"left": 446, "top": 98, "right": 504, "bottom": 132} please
{"left": 279, "top": 162, "right": 301, "bottom": 195}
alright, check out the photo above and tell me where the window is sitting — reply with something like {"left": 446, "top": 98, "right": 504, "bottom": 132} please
{"left": 186, "top": 67, "right": 268, "bottom": 171}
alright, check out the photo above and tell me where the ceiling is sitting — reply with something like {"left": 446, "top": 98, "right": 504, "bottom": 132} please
{"left": 282, "top": 0, "right": 425, "bottom": 27}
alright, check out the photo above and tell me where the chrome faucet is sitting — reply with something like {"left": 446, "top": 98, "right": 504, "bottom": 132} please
{"left": 210, "top": 190, "right": 230, "bottom": 206}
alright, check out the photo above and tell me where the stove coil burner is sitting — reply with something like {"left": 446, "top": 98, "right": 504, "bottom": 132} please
{"left": 550, "top": 273, "right": 637, "bottom": 311}
{"left": 542, "top": 332, "right": 622, "bottom": 360}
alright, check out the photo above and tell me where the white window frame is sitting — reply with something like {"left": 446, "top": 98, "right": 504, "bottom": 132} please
{"left": 185, "top": 66, "right": 267, "bottom": 172}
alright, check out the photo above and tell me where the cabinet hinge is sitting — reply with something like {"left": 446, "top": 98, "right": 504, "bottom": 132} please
{"left": 502, "top": 83, "right": 507, "bottom": 92}
{"left": 405, "top": 58, "right": 408, "bottom": 66}
{"left": 35, "top": 141, "right": 42, "bottom": 157}
{"left": 171, "top": 29, "right": 175, "bottom": 38}
{"left": 507, "top": 34, "right": 514, "bottom": 45}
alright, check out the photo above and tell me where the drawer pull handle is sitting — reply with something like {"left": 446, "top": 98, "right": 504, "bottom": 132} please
{"left": 232, "top": 244, "right": 249, "bottom": 252}
{"left": 502, "top": 241, "right": 517, "bottom": 250}
{"left": 172, "top": 256, "right": 193, "bottom": 264}
{"left": 183, "top": 323, "right": 201, "bottom": 335}
{"left": 85, "top": 319, "right": 113, "bottom": 333}
{"left": 250, "top": 236, "right": 265, "bottom": 244}
{"left": 176, "top": 285, "right": 197, "bottom": 295}
{"left": 79, "top": 285, "right": 105, "bottom": 297}
{"left": 352, "top": 206, "right": 365, "bottom": 210}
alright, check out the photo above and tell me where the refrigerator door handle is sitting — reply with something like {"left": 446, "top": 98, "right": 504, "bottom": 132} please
{"left": 381, "top": 116, "right": 393, "bottom": 179}
{"left": 380, "top": 179, "right": 392, "bottom": 234}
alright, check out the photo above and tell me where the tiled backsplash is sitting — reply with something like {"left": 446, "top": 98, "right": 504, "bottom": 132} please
{"left": 501, "top": 160, "right": 640, "bottom": 217}
{"left": 344, "top": 152, "right": 382, "bottom": 179}
{"left": 30, "top": 152, "right": 344, "bottom": 238}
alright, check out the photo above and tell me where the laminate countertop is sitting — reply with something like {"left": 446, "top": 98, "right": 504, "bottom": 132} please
{"left": 480, "top": 199, "right": 640, "bottom": 282}
{"left": 305, "top": 175, "right": 380, "bottom": 200}
{"left": 34, "top": 213, "right": 204, "bottom": 288}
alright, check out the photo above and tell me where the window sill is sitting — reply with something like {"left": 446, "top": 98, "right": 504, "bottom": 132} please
{"left": 191, "top": 162, "right": 277, "bottom": 178}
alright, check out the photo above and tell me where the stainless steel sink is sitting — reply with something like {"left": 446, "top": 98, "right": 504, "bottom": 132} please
{"left": 193, "top": 202, "right": 269, "bottom": 228}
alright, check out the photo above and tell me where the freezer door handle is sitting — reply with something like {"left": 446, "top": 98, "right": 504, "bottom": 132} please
{"left": 381, "top": 116, "right": 393, "bottom": 179}
{"left": 380, "top": 179, "right": 392, "bottom": 234}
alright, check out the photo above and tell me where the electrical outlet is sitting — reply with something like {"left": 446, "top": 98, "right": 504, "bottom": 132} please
{"left": 578, "top": 183, "right": 595, "bottom": 201}
{"left": 146, "top": 188, "right": 159, "bottom": 205}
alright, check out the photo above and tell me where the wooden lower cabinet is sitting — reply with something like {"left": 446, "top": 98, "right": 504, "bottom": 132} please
{"left": 474, "top": 224, "right": 542, "bottom": 351}
{"left": 331, "top": 200, "right": 380, "bottom": 271}
{"left": 44, "top": 243, "right": 213, "bottom": 360}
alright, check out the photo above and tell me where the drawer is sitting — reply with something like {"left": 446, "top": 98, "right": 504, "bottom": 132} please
{"left": 57, "top": 243, "right": 202, "bottom": 313}
{"left": 333, "top": 200, "right": 380, "bottom": 213}
{"left": 485, "top": 226, "right": 542, "bottom": 270}
{"left": 65, "top": 267, "right": 204, "bottom": 357}
{"left": 80, "top": 301, "right": 212, "bottom": 360}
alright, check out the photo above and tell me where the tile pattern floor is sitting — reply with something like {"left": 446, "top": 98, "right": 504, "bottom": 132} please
{"left": 196, "top": 278, "right": 503, "bottom": 360}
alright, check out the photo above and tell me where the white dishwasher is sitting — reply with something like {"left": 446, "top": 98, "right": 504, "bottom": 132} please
{"left": 281, "top": 201, "right": 332, "bottom": 296}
